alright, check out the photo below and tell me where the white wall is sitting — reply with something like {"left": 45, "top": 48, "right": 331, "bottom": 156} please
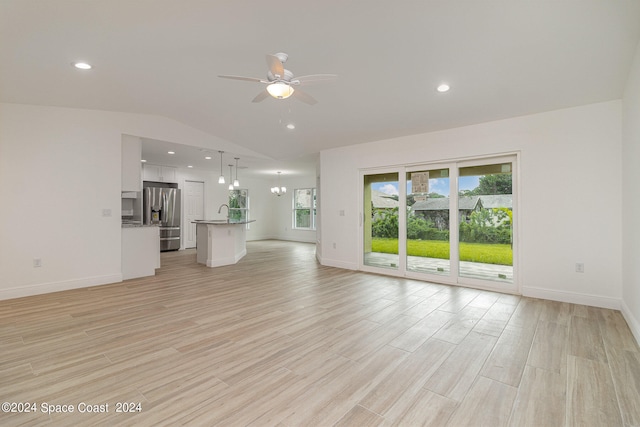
{"left": 622, "top": 41, "right": 640, "bottom": 343}
{"left": 267, "top": 174, "right": 318, "bottom": 243}
{"left": 0, "top": 104, "right": 122, "bottom": 299}
{"left": 0, "top": 103, "right": 264, "bottom": 300}
{"left": 319, "top": 100, "right": 623, "bottom": 309}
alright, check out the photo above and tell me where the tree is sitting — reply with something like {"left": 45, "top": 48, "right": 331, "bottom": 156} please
{"left": 372, "top": 207, "right": 399, "bottom": 238}
{"left": 474, "top": 174, "right": 512, "bottom": 195}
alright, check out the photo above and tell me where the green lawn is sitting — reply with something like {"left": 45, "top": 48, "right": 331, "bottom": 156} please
{"left": 371, "top": 238, "right": 512, "bottom": 266}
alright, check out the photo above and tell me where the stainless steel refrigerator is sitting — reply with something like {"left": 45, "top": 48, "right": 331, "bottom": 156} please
{"left": 143, "top": 184, "right": 181, "bottom": 251}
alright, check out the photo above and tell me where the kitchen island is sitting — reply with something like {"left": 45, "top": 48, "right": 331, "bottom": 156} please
{"left": 194, "top": 220, "right": 255, "bottom": 267}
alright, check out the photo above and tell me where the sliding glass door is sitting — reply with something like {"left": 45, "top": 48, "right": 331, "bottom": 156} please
{"left": 406, "top": 167, "right": 451, "bottom": 276}
{"left": 458, "top": 160, "right": 513, "bottom": 284}
{"left": 363, "top": 171, "right": 400, "bottom": 271}
{"left": 361, "top": 155, "right": 517, "bottom": 292}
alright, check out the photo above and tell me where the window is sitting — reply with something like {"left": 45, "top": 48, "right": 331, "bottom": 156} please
{"left": 229, "top": 189, "right": 248, "bottom": 223}
{"left": 293, "top": 188, "right": 316, "bottom": 230}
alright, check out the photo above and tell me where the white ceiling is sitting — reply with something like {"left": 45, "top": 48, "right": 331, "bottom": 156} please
{"left": 2, "top": 1, "right": 640, "bottom": 177}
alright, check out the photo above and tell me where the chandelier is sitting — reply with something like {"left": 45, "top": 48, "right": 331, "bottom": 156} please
{"left": 271, "top": 171, "right": 286, "bottom": 196}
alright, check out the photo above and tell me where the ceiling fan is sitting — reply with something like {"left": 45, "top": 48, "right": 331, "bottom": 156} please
{"left": 218, "top": 52, "right": 336, "bottom": 105}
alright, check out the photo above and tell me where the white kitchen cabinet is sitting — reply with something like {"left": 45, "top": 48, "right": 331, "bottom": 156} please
{"left": 142, "top": 164, "right": 161, "bottom": 181}
{"left": 143, "top": 164, "right": 177, "bottom": 183}
{"left": 160, "top": 165, "right": 177, "bottom": 183}
{"left": 121, "top": 135, "right": 142, "bottom": 191}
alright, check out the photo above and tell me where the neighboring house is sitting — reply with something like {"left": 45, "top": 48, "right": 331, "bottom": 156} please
{"left": 371, "top": 190, "right": 399, "bottom": 220}
{"left": 372, "top": 190, "right": 399, "bottom": 209}
{"left": 411, "top": 195, "right": 512, "bottom": 229}
{"left": 372, "top": 190, "right": 399, "bottom": 218}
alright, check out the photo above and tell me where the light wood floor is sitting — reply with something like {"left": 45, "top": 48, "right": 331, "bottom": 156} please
{"left": 1, "top": 240, "right": 640, "bottom": 426}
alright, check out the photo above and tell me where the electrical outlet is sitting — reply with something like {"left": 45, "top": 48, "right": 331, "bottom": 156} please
{"left": 102, "top": 208, "right": 112, "bottom": 217}
{"left": 33, "top": 258, "right": 42, "bottom": 268}
{"left": 575, "top": 263, "right": 584, "bottom": 273}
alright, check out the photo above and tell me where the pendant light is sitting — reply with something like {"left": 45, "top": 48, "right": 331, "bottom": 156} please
{"left": 218, "top": 151, "right": 225, "bottom": 184}
{"left": 233, "top": 157, "right": 240, "bottom": 187}
{"left": 228, "top": 164, "right": 234, "bottom": 190}
{"left": 271, "top": 171, "right": 286, "bottom": 196}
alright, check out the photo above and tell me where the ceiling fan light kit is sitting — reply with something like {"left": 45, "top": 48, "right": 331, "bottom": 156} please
{"left": 218, "top": 52, "right": 336, "bottom": 105}
{"left": 266, "top": 82, "right": 294, "bottom": 99}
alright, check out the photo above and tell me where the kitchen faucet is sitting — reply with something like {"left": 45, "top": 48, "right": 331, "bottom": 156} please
{"left": 218, "top": 204, "right": 229, "bottom": 221}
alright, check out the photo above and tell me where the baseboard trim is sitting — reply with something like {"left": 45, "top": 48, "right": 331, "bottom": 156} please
{"left": 206, "top": 249, "right": 247, "bottom": 267}
{"left": 248, "top": 236, "right": 316, "bottom": 244}
{"left": 522, "top": 286, "right": 620, "bottom": 310}
{"left": 0, "top": 274, "right": 123, "bottom": 301}
{"left": 621, "top": 300, "right": 640, "bottom": 347}
{"left": 318, "top": 256, "right": 358, "bottom": 271}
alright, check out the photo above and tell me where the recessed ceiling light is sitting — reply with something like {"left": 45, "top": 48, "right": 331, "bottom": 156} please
{"left": 205, "top": 156, "right": 212, "bottom": 160}
{"left": 187, "top": 165, "right": 193, "bottom": 168}
{"left": 168, "top": 151, "right": 175, "bottom": 154}
{"left": 437, "top": 83, "right": 450, "bottom": 93}
{"left": 73, "top": 62, "right": 92, "bottom": 70}
{"left": 141, "top": 159, "right": 147, "bottom": 163}
{"left": 286, "top": 123, "right": 295, "bottom": 130}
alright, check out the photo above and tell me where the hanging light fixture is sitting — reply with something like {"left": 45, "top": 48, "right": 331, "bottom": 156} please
{"left": 271, "top": 171, "right": 287, "bottom": 196}
{"left": 218, "top": 151, "right": 225, "bottom": 184}
{"left": 233, "top": 157, "right": 240, "bottom": 187}
{"left": 266, "top": 82, "right": 294, "bottom": 99}
{"left": 228, "top": 164, "right": 234, "bottom": 190}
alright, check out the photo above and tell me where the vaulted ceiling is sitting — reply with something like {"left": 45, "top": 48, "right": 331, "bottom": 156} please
{"left": 2, "top": 1, "right": 639, "bottom": 175}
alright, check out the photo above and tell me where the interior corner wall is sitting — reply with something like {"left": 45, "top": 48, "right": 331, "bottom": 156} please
{"left": 319, "top": 100, "right": 623, "bottom": 309}
{"left": 267, "top": 174, "right": 317, "bottom": 243}
{"left": 622, "top": 40, "right": 640, "bottom": 343}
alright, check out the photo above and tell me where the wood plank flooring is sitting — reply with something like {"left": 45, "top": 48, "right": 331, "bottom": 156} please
{"left": 1, "top": 240, "right": 639, "bottom": 426}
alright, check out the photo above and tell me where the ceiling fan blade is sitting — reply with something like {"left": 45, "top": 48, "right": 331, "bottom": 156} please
{"left": 291, "top": 74, "right": 338, "bottom": 85}
{"left": 218, "top": 75, "right": 265, "bottom": 83}
{"left": 252, "top": 90, "right": 270, "bottom": 103}
{"left": 292, "top": 88, "right": 318, "bottom": 105}
{"left": 266, "top": 54, "right": 285, "bottom": 78}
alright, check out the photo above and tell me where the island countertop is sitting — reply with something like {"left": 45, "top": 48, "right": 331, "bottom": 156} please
{"left": 192, "top": 220, "right": 256, "bottom": 225}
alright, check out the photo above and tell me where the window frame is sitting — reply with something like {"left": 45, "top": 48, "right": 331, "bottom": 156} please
{"left": 293, "top": 188, "right": 316, "bottom": 230}
{"left": 228, "top": 188, "right": 249, "bottom": 227}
